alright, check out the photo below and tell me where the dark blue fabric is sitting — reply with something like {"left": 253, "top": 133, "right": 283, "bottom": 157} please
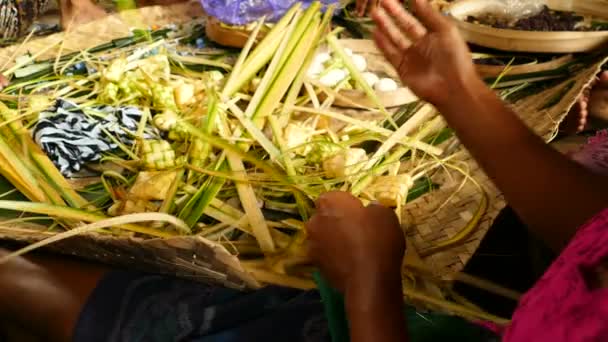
{"left": 73, "top": 271, "right": 330, "bottom": 342}
{"left": 73, "top": 271, "right": 499, "bottom": 342}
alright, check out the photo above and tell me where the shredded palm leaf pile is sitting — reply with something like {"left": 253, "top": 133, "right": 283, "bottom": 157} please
{"left": 0, "top": 4, "right": 460, "bottom": 253}
{"left": 0, "top": 1, "right": 597, "bottom": 323}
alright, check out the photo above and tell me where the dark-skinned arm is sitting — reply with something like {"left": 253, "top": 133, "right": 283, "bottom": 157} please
{"left": 372, "top": 0, "right": 608, "bottom": 252}
{"left": 345, "top": 272, "right": 407, "bottom": 342}
{"left": 306, "top": 193, "right": 408, "bottom": 342}
{"left": 437, "top": 76, "right": 608, "bottom": 250}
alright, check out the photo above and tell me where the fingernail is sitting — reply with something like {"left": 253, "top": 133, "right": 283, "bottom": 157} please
{"left": 316, "top": 197, "right": 343, "bottom": 218}
{"left": 315, "top": 196, "right": 330, "bottom": 214}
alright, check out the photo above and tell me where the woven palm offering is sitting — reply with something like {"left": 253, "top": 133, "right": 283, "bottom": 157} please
{"left": 0, "top": 1, "right": 605, "bottom": 323}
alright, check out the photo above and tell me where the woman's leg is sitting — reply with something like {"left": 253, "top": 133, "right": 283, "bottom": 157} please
{"left": 0, "top": 248, "right": 108, "bottom": 342}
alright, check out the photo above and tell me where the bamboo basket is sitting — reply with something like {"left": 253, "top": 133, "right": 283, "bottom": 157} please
{"left": 475, "top": 54, "right": 573, "bottom": 79}
{"left": 326, "top": 40, "right": 577, "bottom": 106}
{"left": 0, "top": 3, "right": 605, "bottom": 289}
{"left": 448, "top": 0, "right": 608, "bottom": 53}
{"left": 205, "top": 17, "right": 268, "bottom": 48}
{"left": 320, "top": 39, "right": 419, "bottom": 108}
{"left": 202, "top": 32, "right": 420, "bottom": 108}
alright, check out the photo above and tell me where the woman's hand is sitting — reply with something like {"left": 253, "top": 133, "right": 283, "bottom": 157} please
{"left": 306, "top": 192, "right": 408, "bottom": 342}
{"left": 305, "top": 191, "right": 405, "bottom": 292}
{"left": 355, "top": 0, "right": 379, "bottom": 17}
{"left": 372, "top": 0, "right": 477, "bottom": 107}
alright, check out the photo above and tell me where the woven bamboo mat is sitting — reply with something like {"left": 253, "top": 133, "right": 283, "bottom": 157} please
{"left": 0, "top": 223, "right": 259, "bottom": 289}
{"left": 409, "top": 57, "right": 608, "bottom": 278}
{"left": 0, "top": 2, "right": 203, "bottom": 64}
{"left": 0, "top": 4, "right": 606, "bottom": 288}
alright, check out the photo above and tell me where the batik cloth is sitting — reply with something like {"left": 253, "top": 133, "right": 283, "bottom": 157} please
{"left": 33, "top": 99, "right": 157, "bottom": 176}
{"left": 0, "top": 0, "right": 51, "bottom": 39}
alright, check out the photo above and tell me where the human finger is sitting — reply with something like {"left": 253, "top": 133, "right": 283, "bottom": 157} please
{"left": 412, "top": 0, "right": 450, "bottom": 33}
{"left": 369, "top": 0, "right": 379, "bottom": 14}
{"left": 373, "top": 29, "right": 403, "bottom": 67}
{"left": 367, "top": 202, "right": 401, "bottom": 230}
{"left": 307, "top": 239, "right": 321, "bottom": 262}
{"left": 356, "top": 0, "right": 368, "bottom": 17}
{"left": 316, "top": 191, "right": 364, "bottom": 220}
{"left": 372, "top": 8, "right": 411, "bottom": 51}
{"left": 305, "top": 211, "right": 324, "bottom": 239}
{"left": 380, "top": 0, "right": 426, "bottom": 41}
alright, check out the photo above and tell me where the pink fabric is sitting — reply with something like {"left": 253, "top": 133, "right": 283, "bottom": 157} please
{"left": 501, "top": 209, "right": 608, "bottom": 341}
{"left": 481, "top": 131, "right": 608, "bottom": 341}
{"left": 570, "top": 130, "right": 608, "bottom": 176}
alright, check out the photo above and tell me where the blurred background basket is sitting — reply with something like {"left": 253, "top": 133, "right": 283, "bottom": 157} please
{"left": 448, "top": 0, "right": 608, "bottom": 53}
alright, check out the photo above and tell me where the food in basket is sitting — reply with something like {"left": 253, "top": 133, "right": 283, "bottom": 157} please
{"left": 306, "top": 48, "right": 400, "bottom": 92}
{"left": 465, "top": 5, "right": 607, "bottom": 32}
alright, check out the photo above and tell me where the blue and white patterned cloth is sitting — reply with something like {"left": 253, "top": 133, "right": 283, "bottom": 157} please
{"left": 33, "top": 99, "right": 158, "bottom": 177}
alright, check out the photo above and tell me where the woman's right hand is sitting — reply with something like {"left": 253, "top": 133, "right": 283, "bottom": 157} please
{"left": 372, "top": 0, "right": 478, "bottom": 107}
{"left": 305, "top": 192, "right": 405, "bottom": 293}
{"left": 306, "top": 192, "right": 408, "bottom": 342}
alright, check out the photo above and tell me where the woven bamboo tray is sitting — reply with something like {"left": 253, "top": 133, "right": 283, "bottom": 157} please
{"left": 0, "top": 3, "right": 605, "bottom": 288}
{"left": 319, "top": 39, "right": 419, "bottom": 108}
{"left": 205, "top": 17, "right": 268, "bottom": 48}
{"left": 475, "top": 55, "right": 573, "bottom": 79}
{"left": 448, "top": 0, "right": 608, "bottom": 53}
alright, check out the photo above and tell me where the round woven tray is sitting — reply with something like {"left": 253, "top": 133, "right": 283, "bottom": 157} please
{"left": 318, "top": 39, "right": 419, "bottom": 108}
{"left": 205, "top": 17, "right": 268, "bottom": 48}
{"left": 448, "top": 0, "right": 608, "bottom": 53}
